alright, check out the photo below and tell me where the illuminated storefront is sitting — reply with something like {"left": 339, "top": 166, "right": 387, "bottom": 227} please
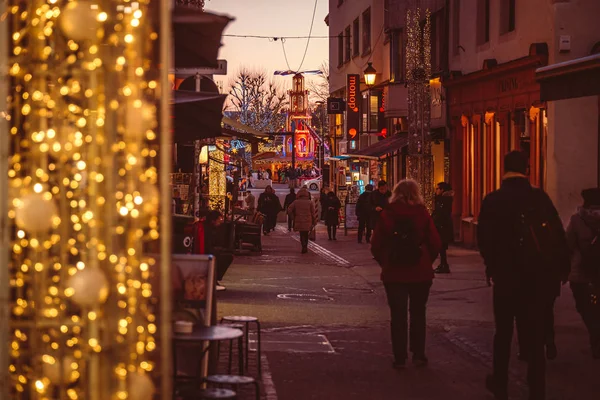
{"left": 445, "top": 44, "right": 549, "bottom": 245}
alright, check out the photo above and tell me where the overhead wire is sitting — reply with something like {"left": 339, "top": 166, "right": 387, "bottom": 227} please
{"left": 281, "top": 39, "right": 292, "bottom": 71}
{"left": 295, "top": 0, "right": 319, "bottom": 73}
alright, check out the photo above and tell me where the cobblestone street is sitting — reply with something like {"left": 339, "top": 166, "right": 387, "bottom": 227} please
{"left": 215, "top": 223, "right": 600, "bottom": 400}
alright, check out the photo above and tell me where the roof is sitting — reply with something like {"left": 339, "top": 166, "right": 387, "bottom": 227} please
{"left": 351, "top": 133, "right": 408, "bottom": 159}
{"left": 536, "top": 53, "right": 600, "bottom": 101}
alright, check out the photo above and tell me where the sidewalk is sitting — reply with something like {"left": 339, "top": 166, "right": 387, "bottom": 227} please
{"left": 214, "top": 222, "right": 600, "bottom": 400}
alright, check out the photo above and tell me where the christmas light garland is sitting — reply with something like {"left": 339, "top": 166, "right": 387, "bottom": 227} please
{"left": 406, "top": 4, "right": 434, "bottom": 210}
{"left": 6, "top": 1, "right": 159, "bottom": 398}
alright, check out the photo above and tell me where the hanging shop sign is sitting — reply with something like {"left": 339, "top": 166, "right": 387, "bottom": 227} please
{"left": 346, "top": 74, "right": 360, "bottom": 140}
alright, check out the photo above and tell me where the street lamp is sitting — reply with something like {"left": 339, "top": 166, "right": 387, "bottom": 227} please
{"left": 364, "top": 62, "right": 377, "bottom": 87}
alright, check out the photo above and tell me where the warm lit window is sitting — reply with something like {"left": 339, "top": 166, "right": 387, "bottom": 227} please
{"left": 337, "top": 32, "right": 344, "bottom": 67}
{"left": 345, "top": 26, "right": 351, "bottom": 63}
{"left": 477, "top": 0, "right": 490, "bottom": 45}
{"left": 352, "top": 18, "right": 360, "bottom": 57}
{"left": 500, "top": 0, "right": 516, "bottom": 34}
{"left": 362, "top": 8, "right": 371, "bottom": 54}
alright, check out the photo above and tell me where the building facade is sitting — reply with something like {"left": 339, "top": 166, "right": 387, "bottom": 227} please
{"left": 445, "top": 0, "right": 600, "bottom": 244}
{"left": 327, "top": 0, "right": 449, "bottom": 195}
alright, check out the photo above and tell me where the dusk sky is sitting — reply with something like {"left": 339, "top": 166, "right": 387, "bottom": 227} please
{"left": 205, "top": 0, "right": 329, "bottom": 93}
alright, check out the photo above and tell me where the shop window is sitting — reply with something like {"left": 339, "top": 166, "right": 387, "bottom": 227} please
{"left": 337, "top": 32, "right": 344, "bottom": 67}
{"left": 477, "top": 0, "right": 490, "bottom": 45}
{"left": 369, "top": 93, "right": 379, "bottom": 131}
{"left": 469, "top": 124, "right": 475, "bottom": 216}
{"left": 362, "top": 8, "right": 371, "bottom": 54}
{"left": 345, "top": 26, "right": 351, "bottom": 63}
{"left": 495, "top": 121, "right": 501, "bottom": 189}
{"left": 513, "top": 109, "right": 530, "bottom": 155}
{"left": 500, "top": 0, "right": 516, "bottom": 35}
{"left": 353, "top": 18, "right": 360, "bottom": 57}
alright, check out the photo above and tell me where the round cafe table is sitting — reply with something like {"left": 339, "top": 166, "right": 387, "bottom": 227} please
{"left": 173, "top": 325, "right": 245, "bottom": 397}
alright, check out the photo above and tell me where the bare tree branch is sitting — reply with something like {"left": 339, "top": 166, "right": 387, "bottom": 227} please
{"left": 227, "top": 69, "right": 289, "bottom": 133}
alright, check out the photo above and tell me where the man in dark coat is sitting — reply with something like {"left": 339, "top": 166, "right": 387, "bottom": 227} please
{"left": 370, "top": 180, "right": 392, "bottom": 228}
{"left": 432, "top": 182, "right": 454, "bottom": 273}
{"left": 478, "top": 151, "right": 570, "bottom": 400}
{"left": 355, "top": 184, "right": 374, "bottom": 243}
{"left": 258, "top": 185, "right": 282, "bottom": 235}
{"left": 283, "top": 188, "right": 297, "bottom": 232}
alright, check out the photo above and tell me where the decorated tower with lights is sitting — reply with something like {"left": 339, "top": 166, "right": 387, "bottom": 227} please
{"left": 287, "top": 74, "right": 315, "bottom": 161}
{"left": 406, "top": 3, "right": 434, "bottom": 210}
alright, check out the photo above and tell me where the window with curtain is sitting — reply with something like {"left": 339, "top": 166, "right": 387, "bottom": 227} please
{"left": 337, "top": 32, "right": 344, "bottom": 67}
{"left": 500, "top": 0, "right": 516, "bottom": 34}
{"left": 477, "top": 0, "right": 490, "bottom": 45}
{"left": 362, "top": 8, "right": 371, "bottom": 54}
{"left": 345, "top": 26, "right": 351, "bottom": 63}
{"left": 353, "top": 18, "right": 360, "bottom": 57}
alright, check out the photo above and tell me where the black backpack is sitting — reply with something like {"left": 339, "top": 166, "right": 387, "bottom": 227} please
{"left": 580, "top": 218, "right": 600, "bottom": 284}
{"left": 388, "top": 217, "right": 421, "bottom": 267}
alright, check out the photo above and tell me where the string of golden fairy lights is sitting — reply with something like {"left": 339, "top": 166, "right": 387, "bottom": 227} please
{"left": 8, "top": 1, "right": 159, "bottom": 399}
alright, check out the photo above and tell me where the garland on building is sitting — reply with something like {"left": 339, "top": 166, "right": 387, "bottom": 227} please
{"left": 406, "top": 5, "right": 434, "bottom": 210}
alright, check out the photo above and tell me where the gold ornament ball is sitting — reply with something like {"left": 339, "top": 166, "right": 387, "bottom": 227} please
{"left": 128, "top": 372, "right": 155, "bottom": 400}
{"left": 67, "top": 268, "right": 109, "bottom": 307}
{"left": 140, "top": 184, "right": 160, "bottom": 216}
{"left": 60, "top": 1, "right": 101, "bottom": 42}
{"left": 15, "top": 193, "right": 58, "bottom": 234}
{"left": 42, "top": 356, "right": 77, "bottom": 385}
{"left": 125, "top": 101, "right": 156, "bottom": 138}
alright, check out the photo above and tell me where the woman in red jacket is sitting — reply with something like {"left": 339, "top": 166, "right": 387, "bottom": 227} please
{"left": 371, "top": 179, "right": 441, "bottom": 369}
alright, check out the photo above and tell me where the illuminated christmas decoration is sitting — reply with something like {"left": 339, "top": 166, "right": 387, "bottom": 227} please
{"left": 209, "top": 141, "right": 227, "bottom": 210}
{"left": 5, "top": 1, "right": 160, "bottom": 399}
{"left": 406, "top": 4, "right": 434, "bottom": 210}
{"left": 288, "top": 74, "right": 315, "bottom": 161}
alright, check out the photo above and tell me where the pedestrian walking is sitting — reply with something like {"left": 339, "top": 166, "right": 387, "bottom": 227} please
{"left": 566, "top": 187, "right": 600, "bottom": 359}
{"left": 370, "top": 180, "right": 392, "bottom": 228}
{"left": 370, "top": 179, "right": 441, "bottom": 369}
{"left": 478, "top": 151, "right": 570, "bottom": 400}
{"left": 356, "top": 184, "right": 374, "bottom": 243}
{"left": 284, "top": 188, "right": 297, "bottom": 232}
{"left": 319, "top": 188, "right": 328, "bottom": 220}
{"left": 432, "top": 182, "right": 454, "bottom": 274}
{"left": 287, "top": 188, "right": 316, "bottom": 254}
{"left": 325, "top": 191, "right": 341, "bottom": 240}
{"left": 257, "top": 185, "right": 282, "bottom": 235}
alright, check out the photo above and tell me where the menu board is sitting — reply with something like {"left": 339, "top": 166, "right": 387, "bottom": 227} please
{"left": 344, "top": 203, "right": 359, "bottom": 233}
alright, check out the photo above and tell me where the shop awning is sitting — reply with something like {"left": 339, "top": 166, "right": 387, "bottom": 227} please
{"left": 173, "top": 6, "right": 234, "bottom": 69}
{"left": 536, "top": 53, "right": 600, "bottom": 101}
{"left": 221, "top": 127, "right": 267, "bottom": 143}
{"left": 173, "top": 92, "right": 227, "bottom": 143}
{"left": 347, "top": 133, "right": 408, "bottom": 160}
{"left": 222, "top": 117, "right": 271, "bottom": 138}
{"left": 172, "top": 90, "right": 225, "bottom": 104}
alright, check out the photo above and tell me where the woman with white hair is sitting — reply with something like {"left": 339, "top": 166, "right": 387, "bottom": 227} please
{"left": 371, "top": 179, "right": 441, "bottom": 369}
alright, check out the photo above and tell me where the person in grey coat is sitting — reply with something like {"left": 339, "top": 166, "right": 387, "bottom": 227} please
{"left": 287, "top": 188, "right": 317, "bottom": 253}
{"left": 566, "top": 187, "right": 600, "bottom": 359}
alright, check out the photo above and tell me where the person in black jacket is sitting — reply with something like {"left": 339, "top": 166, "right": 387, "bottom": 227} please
{"left": 283, "top": 188, "right": 297, "bottom": 232}
{"left": 478, "top": 151, "right": 570, "bottom": 400}
{"left": 432, "top": 182, "right": 454, "bottom": 273}
{"left": 319, "top": 188, "right": 328, "bottom": 220}
{"left": 370, "top": 180, "right": 392, "bottom": 228}
{"left": 355, "top": 184, "right": 374, "bottom": 243}
{"left": 325, "top": 191, "right": 342, "bottom": 240}
{"left": 258, "top": 185, "right": 282, "bottom": 235}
